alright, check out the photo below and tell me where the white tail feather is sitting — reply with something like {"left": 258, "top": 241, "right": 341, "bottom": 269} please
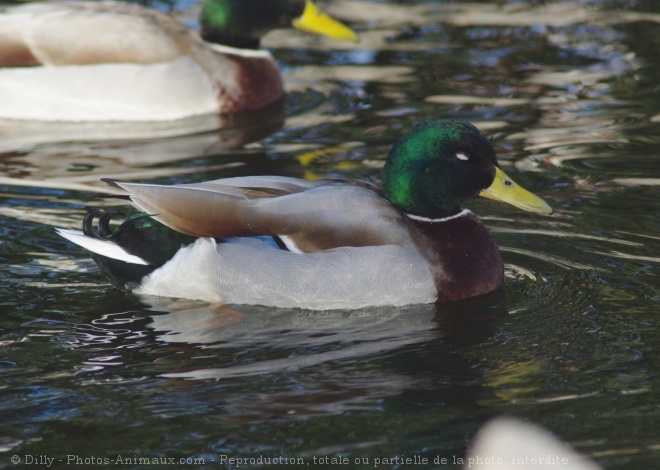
{"left": 56, "top": 228, "right": 149, "bottom": 265}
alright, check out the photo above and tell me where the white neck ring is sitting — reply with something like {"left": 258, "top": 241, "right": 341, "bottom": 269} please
{"left": 405, "top": 209, "right": 472, "bottom": 223}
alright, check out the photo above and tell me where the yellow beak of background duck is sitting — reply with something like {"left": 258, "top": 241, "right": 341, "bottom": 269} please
{"left": 479, "top": 167, "right": 554, "bottom": 215}
{"left": 292, "top": 0, "right": 359, "bottom": 43}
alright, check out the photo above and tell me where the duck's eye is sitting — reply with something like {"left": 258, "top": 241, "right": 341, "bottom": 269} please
{"left": 455, "top": 152, "right": 470, "bottom": 161}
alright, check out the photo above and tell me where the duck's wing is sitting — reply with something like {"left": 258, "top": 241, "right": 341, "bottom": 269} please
{"left": 0, "top": 1, "right": 190, "bottom": 67}
{"left": 114, "top": 176, "right": 409, "bottom": 252}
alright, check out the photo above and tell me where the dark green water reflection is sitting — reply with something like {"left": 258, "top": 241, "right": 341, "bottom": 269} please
{"left": 1, "top": 0, "right": 659, "bottom": 468}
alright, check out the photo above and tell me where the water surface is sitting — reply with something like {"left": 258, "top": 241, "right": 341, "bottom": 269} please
{"left": 1, "top": 0, "right": 659, "bottom": 468}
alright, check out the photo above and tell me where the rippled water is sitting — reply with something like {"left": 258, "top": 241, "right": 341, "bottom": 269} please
{"left": 1, "top": 0, "right": 659, "bottom": 468}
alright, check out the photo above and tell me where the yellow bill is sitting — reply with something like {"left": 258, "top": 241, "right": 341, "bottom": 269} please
{"left": 292, "top": 0, "right": 359, "bottom": 43}
{"left": 479, "top": 167, "right": 553, "bottom": 214}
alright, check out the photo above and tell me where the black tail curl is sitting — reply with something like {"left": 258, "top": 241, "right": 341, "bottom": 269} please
{"left": 81, "top": 209, "right": 196, "bottom": 290}
{"left": 83, "top": 209, "right": 130, "bottom": 239}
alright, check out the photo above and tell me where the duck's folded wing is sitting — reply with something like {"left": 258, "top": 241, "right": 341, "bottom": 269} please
{"left": 114, "top": 177, "right": 408, "bottom": 252}
{"left": 0, "top": 2, "right": 186, "bottom": 67}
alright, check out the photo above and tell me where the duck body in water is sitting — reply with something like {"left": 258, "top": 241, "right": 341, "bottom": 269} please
{"left": 0, "top": 0, "right": 357, "bottom": 121}
{"left": 58, "top": 120, "right": 553, "bottom": 310}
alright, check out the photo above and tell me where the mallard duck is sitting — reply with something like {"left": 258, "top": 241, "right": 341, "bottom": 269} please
{"left": 0, "top": 0, "right": 357, "bottom": 121}
{"left": 57, "top": 119, "right": 553, "bottom": 310}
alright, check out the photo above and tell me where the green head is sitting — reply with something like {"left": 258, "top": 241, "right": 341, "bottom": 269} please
{"left": 382, "top": 119, "right": 553, "bottom": 219}
{"left": 200, "top": 0, "right": 357, "bottom": 49}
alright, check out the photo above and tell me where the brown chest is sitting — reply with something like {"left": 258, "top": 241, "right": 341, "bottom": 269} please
{"left": 408, "top": 212, "right": 504, "bottom": 303}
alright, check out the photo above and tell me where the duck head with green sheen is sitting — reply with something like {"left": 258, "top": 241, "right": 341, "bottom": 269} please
{"left": 382, "top": 119, "right": 553, "bottom": 219}
{"left": 200, "top": 0, "right": 358, "bottom": 49}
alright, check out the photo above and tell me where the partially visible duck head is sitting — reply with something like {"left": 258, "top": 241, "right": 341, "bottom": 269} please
{"left": 200, "top": 0, "right": 358, "bottom": 49}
